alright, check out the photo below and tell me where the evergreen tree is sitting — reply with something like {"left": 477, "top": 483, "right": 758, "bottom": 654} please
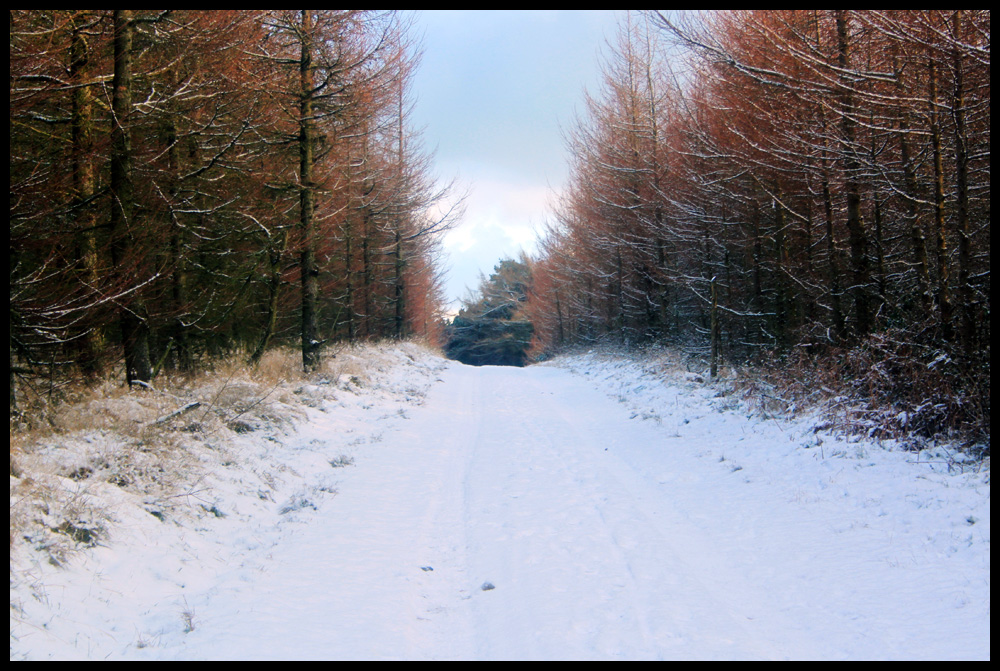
{"left": 446, "top": 257, "right": 533, "bottom": 367}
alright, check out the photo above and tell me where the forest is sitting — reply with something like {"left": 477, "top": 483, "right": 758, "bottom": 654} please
{"left": 521, "top": 10, "right": 990, "bottom": 444}
{"left": 10, "top": 10, "right": 457, "bottom": 411}
{"left": 10, "top": 10, "right": 991, "bottom": 445}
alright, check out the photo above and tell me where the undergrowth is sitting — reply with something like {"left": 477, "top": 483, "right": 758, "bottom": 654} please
{"left": 734, "top": 331, "right": 989, "bottom": 457}
{"left": 553, "top": 335, "right": 989, "bottom": 461}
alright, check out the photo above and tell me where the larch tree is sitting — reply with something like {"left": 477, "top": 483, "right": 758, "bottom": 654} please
{"left": 525, "top": 10, "right": 989, "bottom": 439}
{"left": 10, "top": 10, "right": 455, "bottom": 411}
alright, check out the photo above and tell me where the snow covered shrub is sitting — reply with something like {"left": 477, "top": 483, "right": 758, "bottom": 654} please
{"left": 10, "top": 470, "right": 111, "bottom": 566}
{"left": 741, "top": 330, "right": 989, "bottom": 453}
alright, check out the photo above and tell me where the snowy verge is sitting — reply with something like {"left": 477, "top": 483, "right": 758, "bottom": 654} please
{"left": 551, "top": 346, "right": 989, "bottom": 475}
{"left": 10, "top": 341, "right": 446, "bottom": 660}
{"left": 543, "top": 347, "right": 989, "bottom": 659}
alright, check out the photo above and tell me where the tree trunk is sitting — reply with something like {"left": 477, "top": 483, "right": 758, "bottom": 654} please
{"left": 71, "top": 13, "right": 103, "bottom": 378}
{"left": 821, "top": 163, "right": 845, "bottom": 341}
{"left": 299, "top": 10, "right": 321, "bottom": 372}
{"left": 836, "top": 10, "right": 871, "bottom": 339}
{"left": 710, "top": 276, "right": 719, "bottom": 379}
{"left": 951, "top": 10, "right": 974, "bottom": 352}
{"left": 165, "top": 109, "right": 193, "bottom": 373}
{"left": 249, "top": 230, "right": 286, "bottom": 366}
{"left": 362, "top": 208, "right": 374, "bottom": 337}
{"left": 394, "top": 229, "right": 405, "bottom": 339}
{"left": 927, "top": 44, "right": 954, "bottom": 343}
{"left": 111, "top": 10, "right": 152, "bottom": 387}
{"left": 893, "top": 48, "right": 932, "bottom": 319}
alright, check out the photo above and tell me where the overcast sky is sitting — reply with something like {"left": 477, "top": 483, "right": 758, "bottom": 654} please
{"left": 408, "top": 10, "right": 626, "bottom": 310}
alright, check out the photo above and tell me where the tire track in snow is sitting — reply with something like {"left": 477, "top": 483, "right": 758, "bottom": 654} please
{"left": 450, "top": 363, "right": 819, "bottom": 659}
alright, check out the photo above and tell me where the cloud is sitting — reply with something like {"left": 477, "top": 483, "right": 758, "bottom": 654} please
{"left": 441, "top": 177, "right": 553, "bottom": 308}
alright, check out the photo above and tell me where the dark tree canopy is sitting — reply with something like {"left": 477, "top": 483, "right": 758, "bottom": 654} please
{"left": 445, "top": 257, "right": 533, "bottom": 367}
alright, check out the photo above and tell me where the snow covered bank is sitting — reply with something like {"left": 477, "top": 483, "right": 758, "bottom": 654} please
{"left": 10, "top": 344, "right": 990, "bottom": 660}
{"left": 10, "top": 342, "right": 446, "bottom": 660}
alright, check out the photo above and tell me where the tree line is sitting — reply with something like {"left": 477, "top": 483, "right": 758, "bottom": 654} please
{"left": 525, "top": 10, "right": 989, "bottom": 439}
{"left": 11, "top": 10, "right": 458, "bottom": 410}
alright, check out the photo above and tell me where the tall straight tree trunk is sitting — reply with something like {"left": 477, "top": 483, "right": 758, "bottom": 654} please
{"left": 343, "top": 220, "right": 355, "bottom": 342}
{"left": 249, "top": 229, "right": 286, "bottom": 366}
{"left": 393, "top": 81, "right": 407, "bottom": 340}
{"left": 812, "top": 13, "right": 844, "bottom": 342}
{"left": 951, "top": 10, "right": 974, "bottom": 352}
{"left": 642, "top": 19, "right": 669, "bottom": 341}
{"left": 71, "top": 13, "right": 102, "bottom": 377}
{"left": 773, "top": 195, "right": 790, "bottom": 350}
{"left": 394, "top": 230, "right": 405, "bottom": 339}
{"left": 892, "top": 49, "right": 932, "bottom": 319}
{"left": 821, "top": 162, "right": 845, "bottom": 341}
{"left": 927, "top": 43, "right": 954, "bottom": 343}
{"left": 298, "top": 9, "right": 321, "bottom": 372}
{"left": 615, "top": 243, "right": 625, "bottom": 344}
{"left": 110, "top": 10, "right": 152, "bottom": 387}
{"left": 165, "top": 105, "right": 192, "bottom": 373}
{"left": 801, "top": 185, "right": 817, "bottom": 325}
{"left": 872, "top": 195, "right": 887, "bottom": 322}
{"left": 362, "top": 207, "right": 374, "bottom": 337}
{"left": 836, "top": 10, "right": 871, "bottom": 339}
{"left": 710, "top": 276, "right": 719, "bottom": 379}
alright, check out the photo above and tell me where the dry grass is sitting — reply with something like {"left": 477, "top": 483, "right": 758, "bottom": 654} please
{"left": 10, "top": 339, "right": 445, "bottom": 563}
{"left": 248, "top": 346, "right": 305, "bottom": 386}
{"left": 9, "top": 343, "right": 327, "bottom": 559}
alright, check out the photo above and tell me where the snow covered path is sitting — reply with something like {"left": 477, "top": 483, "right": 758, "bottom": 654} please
{"left": 11, "top": 352, "right": 988, "bottom": 660}
{"left": 155, "top": 361, "right": 988, "bottom": 660}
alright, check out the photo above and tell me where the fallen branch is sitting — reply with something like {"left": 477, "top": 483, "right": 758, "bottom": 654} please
{"left": 153, "top": 401, "right": 203, "bottom": 426}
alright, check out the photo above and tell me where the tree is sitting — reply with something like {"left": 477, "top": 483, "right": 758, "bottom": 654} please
{"left": 108, "top": 10, "right": 154, "bottom": 386}
{"left": 525, "top": 9, "right": 989, "bottom": 439}
{"left": 10, "top": 10, "right": 456, "bottom": 408}
{"left": 446, "top": 257, "right": 533, "bottom": 367}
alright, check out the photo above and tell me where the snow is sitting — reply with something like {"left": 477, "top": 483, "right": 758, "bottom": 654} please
{"left": 9, "top": 345, "right": 990, "bottom": 660}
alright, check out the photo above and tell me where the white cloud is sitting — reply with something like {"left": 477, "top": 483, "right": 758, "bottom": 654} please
{"left": 440, "top": 176, "right": 555, "bottom": 306}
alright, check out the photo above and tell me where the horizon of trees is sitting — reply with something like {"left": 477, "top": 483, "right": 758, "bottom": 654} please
{"left": 11, "top": 10, "right": 460, "bottom": 410}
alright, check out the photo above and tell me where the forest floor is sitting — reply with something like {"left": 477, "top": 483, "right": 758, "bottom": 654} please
{"left": 9, "top": 343, "right": 990, "bottom": 660}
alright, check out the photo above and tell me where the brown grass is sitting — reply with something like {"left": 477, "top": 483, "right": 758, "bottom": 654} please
{"left": 9, "top": 344, "right": 328, "bottom": 558}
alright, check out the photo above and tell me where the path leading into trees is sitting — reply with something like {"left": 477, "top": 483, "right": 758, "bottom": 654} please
{"left": 155, "top": 361, "right": 987, "bottom": 660}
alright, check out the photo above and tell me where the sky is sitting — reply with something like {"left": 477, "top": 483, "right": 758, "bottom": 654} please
{"left": 408, "top": 10, "right": 626, "bottom": 310}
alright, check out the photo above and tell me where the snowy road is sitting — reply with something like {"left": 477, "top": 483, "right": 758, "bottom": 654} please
{"left": 163, "top": 360, "right": 988, "bottom": 660}
{"left": 13, "top": 350, "right": 986, "bottom": 660}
